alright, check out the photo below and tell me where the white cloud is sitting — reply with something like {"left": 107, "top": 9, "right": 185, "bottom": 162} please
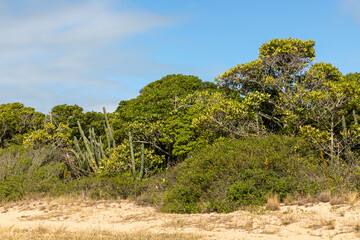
{"left": 0, "top": 0, "right": 175, "bottom": 113}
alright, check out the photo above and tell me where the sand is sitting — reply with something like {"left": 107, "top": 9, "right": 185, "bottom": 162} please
{"left": 1, "top": 197, "right": 360, "bottom": 239}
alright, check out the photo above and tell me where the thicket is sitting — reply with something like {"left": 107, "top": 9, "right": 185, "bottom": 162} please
{"left": 160, "top": 135, "right": 360, "bottom": 213}
{"left": 1, "top": 38, "right": 360, "bottom": 213}
{"left": 0, "top": 145, "right": 139, "bottom": 201}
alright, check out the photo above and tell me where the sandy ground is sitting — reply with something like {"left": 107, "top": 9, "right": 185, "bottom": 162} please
{"left": 1, "top": 197, "right": 360, "bottom": 240}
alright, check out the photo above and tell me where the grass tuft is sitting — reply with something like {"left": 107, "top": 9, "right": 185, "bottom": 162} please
{"left": 329, "top": 195, "right": 346, "bottom": 205}
{"left": 318, "top": 191, "right": 331, "bottom": 203}
{"left": 346, "top": 191, "right": 358, "bottom": 206}
{"left": 266, "top": 193, "right": 280, "bottom": 211}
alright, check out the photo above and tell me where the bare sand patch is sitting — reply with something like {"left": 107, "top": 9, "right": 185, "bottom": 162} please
{"left": 1, "top": 197, "right": 360, "bottom": 239}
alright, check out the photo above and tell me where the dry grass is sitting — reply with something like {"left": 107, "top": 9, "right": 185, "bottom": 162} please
{"left": 261, "top": 228, "right": 279, "bottom": 235}
{"left": 2, "top": 195, "right": 360, "bottom": 240}
{"left": 162, "top": 219, "right": 187, "bottom": 229}
{"left": 0, "top": 226, "right": 201, "bottom": 240}
{"left": 318, "top": 191, "right": 331, "bottom": 203}
{"left": 292, "top": 193, "right": 316, "bottom": 206}
{"left": 330, "top": 195, "right": 346, "bottom": 205}
{"left": 346, "top": 191, "right": 358, "bottom": 205}
{"left": 307, "top": 218, "right": 336, "bottom": 230}
{"left": 266, "top": 193, "right": 280, "bottom": 211}
{"left": 316, "top": 191, "right": 359, "bottom": 206}
{"left": 243, "top": 218, "right": 254, "bottom": 232}
{"left": 283, "top": 194, "right": 295, "bottom": 205}
{"left": 280, "top": 214, "right": 296, "bottom": 226}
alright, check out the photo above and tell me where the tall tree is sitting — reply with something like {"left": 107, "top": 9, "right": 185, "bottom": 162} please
{"left": 113, "top": 74, "right": 216, "bottom": 164}
{"left": 216, "top": 38, "right": 316, "bottom": 131}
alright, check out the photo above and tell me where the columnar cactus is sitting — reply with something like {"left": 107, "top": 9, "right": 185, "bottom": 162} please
{"left": 72, "top": 107, "right": 116, "bottom": 174}
{"left": 128, "top": 132, "right": 145, "bottom": 180}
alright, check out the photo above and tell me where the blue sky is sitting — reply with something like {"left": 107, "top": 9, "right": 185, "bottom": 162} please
{"left": 0, "top": 0, "right": 359, "bottom": 113}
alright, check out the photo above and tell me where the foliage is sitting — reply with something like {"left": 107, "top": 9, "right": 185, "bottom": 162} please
{"left": 216, "top": 38, "right": 360, "bottom": 162}
{"left": 0, "top": 145, "right": 139, "bottom": 202}
{"left": 160, "top": 135, "right": 329, "bottom": 213}
{"left": 297, "top": 64, "right": 358, "bottom": 160}
{"left": 113, "top": 74, "right": 217, "bottom": 165}
{"left": 1, "top": 39, "right": 360, "bottom": 214}
{"left": 0, "top": 145, "right": 67, "bottom": 201}
{"left": 50, "top": 104, "right": 106, "bottom": 142}
{"left": 0, "top": 145, "right": 64, "bottom": 179}
{"left": 0, "top": 172, "right": 138, "bottom": 202}
{"left": 98, "top": 138, "right": 165, "bottom": 178}
{"left": 72, "top": 107, "right": 115, "bottom": 176}
{"left": 23, "top": 123, "right": 72, "bottom": 149}
{"left": 216, "top": 38, "right": 316, "bottom": 131}
{"left": 189, "top": 90, "right": 268, "bottom": 138}
{"left": 115, "top": 74, "right": 216, "bottom": 123}
{"left": 0, "top": 103, "right": 44, "bottom": 147}
{"left": 50, "top": 104, "right": 84, "bottom": 138}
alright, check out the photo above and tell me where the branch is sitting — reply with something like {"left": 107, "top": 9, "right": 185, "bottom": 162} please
{"left": 257, "top": 112, "right": 283, "bottom": 129}
{"left": 134, "top": 140, "right": 170, "bottom": 155}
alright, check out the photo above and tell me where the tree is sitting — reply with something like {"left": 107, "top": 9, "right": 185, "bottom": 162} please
{"left": 112, "top": 74, "right": 217, "bottom": 165}
{"left": 184, "top": 90, "right": 268, "bottom": 138}
{"left": 49, "top": 104, "right": 84, "bottom": 139}
{"left": 115, "top": 74, "right": 216, "bottom": 123}
{"left": 216, "top": 38, "right": 316, "bottom": 131}
{"left": 0, "top": 103, "right": 44, "bottom": 147}
{"left": 298, "top": 63, "right": 350, "bottom": 160}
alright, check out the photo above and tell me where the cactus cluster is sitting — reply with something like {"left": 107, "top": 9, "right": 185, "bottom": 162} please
{"left": 128, "top": 132, "right": 145, "bottom": 180}
{"left": 72, "top": 107, "right": 146, "bottom": 179}
{"left": 72, "top": 107, "right": 115, "bottom": 174}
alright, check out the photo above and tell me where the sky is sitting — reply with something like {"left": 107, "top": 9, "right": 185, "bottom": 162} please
{"left": 0, "top": 0, "right": 359, "bottom": 113}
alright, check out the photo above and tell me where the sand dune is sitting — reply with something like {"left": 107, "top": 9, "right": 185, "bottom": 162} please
{"left": 1, "top": 197, "right": 360, "bottom": 239}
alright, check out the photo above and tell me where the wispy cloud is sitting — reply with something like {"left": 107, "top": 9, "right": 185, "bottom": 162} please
{"left": 339, "top": 0, "right": 360, "bottom": 23}
{"left": 0, "top": 0, "right": 175, "bottom": 112}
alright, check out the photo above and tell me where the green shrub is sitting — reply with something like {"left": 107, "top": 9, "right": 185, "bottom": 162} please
{"left": 0, "top": 145, "right": 140, "bottom": 202}
{"left": 0, "top": 175, "right": 25, "bottom": 201}
{"left": 0, "top": 145, "right": 64, "bottom": 179}
{"left": 160, "top": 135, "right": 324, "bottom": 213}
{"left": 70, "top": 173, "right": 136, "bottom": 199}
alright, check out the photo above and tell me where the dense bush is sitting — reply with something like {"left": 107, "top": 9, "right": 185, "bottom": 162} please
{"left": 0, "top": 146, "right": 140, "bottom": 202}
{"left": 159, "top": 135, "right": 333, "bottom": 213}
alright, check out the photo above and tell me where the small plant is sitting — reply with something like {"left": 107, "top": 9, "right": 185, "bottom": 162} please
{"left": 354, "top": 222, "right": 360, "bottom": 232}
{"left": 308, "top": 218, "right": 335, "bottom": 230}
{"left": 346, "top": 191, "right": 358, "bottom": 205}
{"left": 283, "top": 194, "right": 295, "bottom": 205}
{"left": 266, "top": 193, "right": 280, "bottom": 211}
{"left": 329, "top": 195, "right": 346, "bottom": 205}
{"left": 243, "top": 218, "right": 254, "bottom": 232}
{"left": 282, "top": 207, "right": 294, "bottom": 214}
{"left": 325, "top": 219, "right": 336, "bottom": 230}
{"left": 281, "top": 215, "right": 295, "bottom": 225}
{"left": 318, "top": 191, "right": 331, "bottom": 203}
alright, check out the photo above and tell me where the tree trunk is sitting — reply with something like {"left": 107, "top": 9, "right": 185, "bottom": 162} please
{"left": 330, "top": 115, "right": 334, "bottom": 162}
